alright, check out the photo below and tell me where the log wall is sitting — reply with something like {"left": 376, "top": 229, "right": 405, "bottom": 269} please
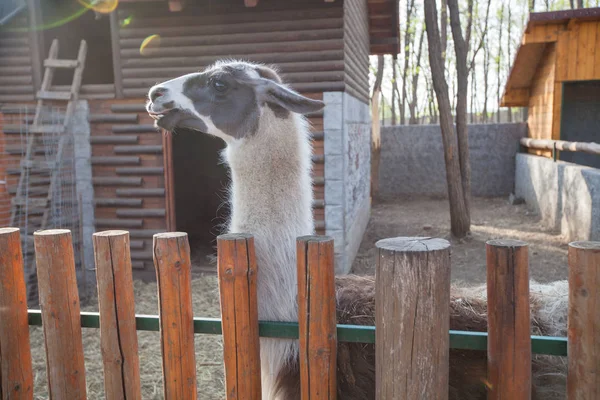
{"left": 0, "top": 15, "right": 35, "bottom": 104}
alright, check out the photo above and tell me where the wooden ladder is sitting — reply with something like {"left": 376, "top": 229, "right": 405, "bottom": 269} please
{"left": 9, "top": 39, "right": 87, "bottom": 303}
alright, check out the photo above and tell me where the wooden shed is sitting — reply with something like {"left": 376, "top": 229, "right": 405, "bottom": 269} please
{"left": 500, "top": 7, "right": 600, "bottom": 168}
{"left": 0, "top": 0, "right": 399, "bottom": 278}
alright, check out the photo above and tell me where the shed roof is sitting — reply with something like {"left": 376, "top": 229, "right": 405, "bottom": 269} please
{"left": 501, "top": 7, "right": 600, "bottom": 107}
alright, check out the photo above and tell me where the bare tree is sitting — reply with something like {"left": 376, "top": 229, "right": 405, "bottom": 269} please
{"left": 441, "top": 0, "right": 448, "bottom": 61}
{"left": 424, "top": 0, "right": 470, "bottom": 237}
{"left": 370, "top": 55, "right": 385, "bottom": 196}
{"left": 448, "top": 0, "right": 473, "bottom": 220}
{"left": 401, "top": 0, "right": 416, "bottom": 125}
{"left": 507, "top": 5, "right": 513, "bottom": 122}
{"left": 577, "top": 0, "right": 584, "bottom": 7}
{"left": 409, "top": 25, "right": 426, "bottom": 125}
{"left": 483, "top": 36, "right": 490, "bottom": 122}
{"left": 496, "top": 3, "right": 505, "bottom": 123}
{"left": 391, "top": 57, "right": 398, "bottom": 125}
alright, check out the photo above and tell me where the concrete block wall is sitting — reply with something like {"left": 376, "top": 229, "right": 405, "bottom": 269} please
{"left": 515, "top": 153, "right": 600, "bottom": 241}
{"left": 323, "top": 92, "right": 371, "bottom": 274}
{"left": 378, "top": 123, "right": 527, "bottom": 197}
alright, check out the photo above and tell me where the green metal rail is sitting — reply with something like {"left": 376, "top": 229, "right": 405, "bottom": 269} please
{"left": 27, "top": 310, "right": 567, "bottom": 357}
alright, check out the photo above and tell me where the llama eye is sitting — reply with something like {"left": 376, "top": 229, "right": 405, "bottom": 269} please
{"left": 212, "top": 79, "right": 227, "bottom": 92}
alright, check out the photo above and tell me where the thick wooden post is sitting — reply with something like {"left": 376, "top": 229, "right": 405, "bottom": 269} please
{"left": 0, "top": 227, "right": 34, "bottom": 399}
{"left": 567, "top": 241, "right": 600, "bottom": 399}
{"left": 297, "top": 236, "right": 337, "bottom": 400}
{"left": 33, "top": 229, "right": 87, "bottom": 399}
{"left": 152, "top": 232, "right": 197, "bottom": 400}
{"left": 217, "top": 233, "right": 261, "bottom": 400}
{"left": 375, "top": 237, "right": 451, "bottom": 399}
{"left": 93, "top": 230, "right": 142, "bottom": 400}
{"left": 486, "top": 239, "right": 531, "bottom": 400}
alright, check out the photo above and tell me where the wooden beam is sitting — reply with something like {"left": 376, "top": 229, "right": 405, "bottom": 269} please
{"left": 500, "top": 88, "right": 530, "bottom": 107}
{"left": 244, "top": 0, "right": 259, "bottom": 6}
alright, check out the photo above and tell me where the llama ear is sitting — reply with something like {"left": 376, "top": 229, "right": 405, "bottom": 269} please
{"left": 257, "top": 79, "right": 325, "bottom": 114}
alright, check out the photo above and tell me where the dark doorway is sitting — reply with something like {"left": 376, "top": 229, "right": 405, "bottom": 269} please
{"left": 171, "top": 130, "right": 231, "bottom": 271}
{"left": 560, "top": 81, "right": 600, "bottom": 169}
{"left": 39, "top": 1, "right": 114, "bottom": 85}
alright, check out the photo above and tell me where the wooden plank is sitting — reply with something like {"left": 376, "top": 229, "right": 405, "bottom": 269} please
{"left": 116, "top": 188, "right": 165, "bottom": 197}
{"left": 595, "top": 21, "right": 600, "bottom": 79}
{"left": 33, "top": 229, "right": 87, "bottom": 399}
{"left": 555, "top": 31, "right": 569, "bottom": 82}
{"left": 297, "top": 236, "right": 336, "bottom": 400}
{"left": 486, "top": 239, "right": 531, "bottom": 400}
{"left": 91, "top": 156, "right": 141, "bottom": 165}
{"left": 577, "top": 22, "right": 596, "bottom": 80}
{"left": 217, "top": 233, "right": 261, "bottom": 399}
{"left": 95, "top": 198, "right": 143, "bottom": 207}
{"left": 500, "top": 88, "right": 530, "bottom": 107}
{"left": 90, "top": 135, "right": 139, "bottom": 144}
{"left": 152, "top": 232, "right": 197, "bottom": 399}
{"left": 43, "top": 59, "right": 79, "bottom": 68}
{"left": 96, "top": 218, "right": 144, "bottom": 228}
{"left": 117, "top": 208, "right": 166, "bottom": 218}
{"left": 114, "top": 145, "right": 163, "bottom": 154}
{"left": 36, "top": 90, "right": 72, "bottom": 101}
{"left": 375, "top": 237, "right": 450, "bottom": 399}
{"left": 89, "top": 113, "right": 139, "bottom": 123}
{"left": 567, "top": 241, "right": 600, "bottom": 398}
{"left": 567, "top": 23, "right": 580, "bottom": 81}
{"left": 552, "top": 83, "right": 562, "bottom": 141}
{"left": 109, "top": 11, "right": 124, "bottom": 98}
{"left": 162, "top": 129, "right": 176, "bottom": 231}
{"left": 113, "top": 125, "right": 157, "bottom": 134}
{"left": 93, "top": 230, "right": 142, "bottom": 400}
{"left": 117, "top": 166, "right": 164, "bottom": 175}
{"left": 93, "top": 177, "right": 143, "bottom": 186}
{"left": 0, "top": 227, "right": 34, "bottom": 399}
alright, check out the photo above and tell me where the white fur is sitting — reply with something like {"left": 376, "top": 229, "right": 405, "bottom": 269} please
{"left": 224, "top": 109, "right": 314, "bottom": 399}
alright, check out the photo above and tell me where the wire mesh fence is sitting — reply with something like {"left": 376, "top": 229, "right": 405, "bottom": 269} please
{"left": 0, "top": 103, "right": 83, "bottom": 306}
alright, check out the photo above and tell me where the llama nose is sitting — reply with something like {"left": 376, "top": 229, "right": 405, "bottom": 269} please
{"left": 149, "top": 86, "right": 167, "bottom": 102}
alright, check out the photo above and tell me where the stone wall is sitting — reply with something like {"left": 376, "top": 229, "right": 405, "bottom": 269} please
{"left": 378, "top": 123, "right": 527, "bottom": 197}
{"left": 515, "top": 153, "right": 600, "bottom": 241}
{"left": 323, "top": 92, "right": 371, "bottom": 274}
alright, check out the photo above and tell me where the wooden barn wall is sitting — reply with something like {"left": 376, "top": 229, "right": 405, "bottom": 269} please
{"left": 527, "top": 43, "right": 556, "bottom": 157}
{"left": 343, "top": 0, "right": 370, "bottom": 103}
{"left": 111, "top": 0, "right": 338, "bottom": 237}
{"left": 0, "top": 14, "right": 35, "bottom": 103}
{"left": 116, "top": 0, "right": 345, "bottom": 98}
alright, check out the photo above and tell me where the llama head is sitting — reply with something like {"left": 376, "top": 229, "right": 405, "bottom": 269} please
{"left": 146, "top": 60, "right": 324, "bottom": 141}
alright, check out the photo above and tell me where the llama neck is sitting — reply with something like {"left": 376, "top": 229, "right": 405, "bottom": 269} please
{"left": 224, "top": 110, "right": 314, "bottom": 322}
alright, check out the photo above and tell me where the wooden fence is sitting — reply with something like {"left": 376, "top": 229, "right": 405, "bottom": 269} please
{"left": 0, "top": 227, "right": 597, "bottom": 399}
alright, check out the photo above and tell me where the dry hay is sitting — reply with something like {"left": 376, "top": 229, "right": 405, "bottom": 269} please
{"left": 28, "top": 273, "right": 226, "bottom": 399}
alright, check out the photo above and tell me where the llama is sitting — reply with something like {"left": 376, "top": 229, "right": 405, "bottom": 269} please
{"left": 146, "top": 60, "right": 568, "bottom": 400}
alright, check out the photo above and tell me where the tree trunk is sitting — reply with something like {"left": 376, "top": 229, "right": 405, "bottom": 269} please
{"left": 401, "top": 0, "right": 416, "bottom": 125}
{"left": 507, "top": 5, "right": 513, "bottom": 122}
{"left": 409, "top": 26, "right": 425, "bottom": 125}
{"left": 483, "top": 37, "right": 490, "bottom": 123}
{"left": 391, "top": 57, "right": 397, "bottom": 125}
{"left": 441, "top": 0, "right": 448, "bottom": 62}
{"left": 370, "top": 55, "right": 385, "bottom": 197}
{"left": 448, "top": 0, "right": 472, "bottom": 222}
{"left": 577, "top": 0, "right": 583, "bottom": 7}
{"left": 497, "top": 3, "right": 504, "bottom": 123}
{"left": 424, "top": 0, "right": 470, "bottom": 238}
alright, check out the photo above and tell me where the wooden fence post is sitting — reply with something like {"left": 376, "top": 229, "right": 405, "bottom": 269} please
{"left": 486, "top": 239, "right": 531, "bottom": 400}
{"left": 152, "top": 232, "right": 197, "bottom": 400}
{"left": 297, "top": 236, "right": 337, "bottom": 400}
{"left": 93, "top": 230, "right": 142, "bottom": 400}
{"left": 567, "top": 241, "right": 600, "bottom": 399}
{"left": 375, "top": 237, "right": 451, "bottom": 399}
{"left": 0, "top": 227, "right": 33, "bottom": 399}
{"left": 217, "top": 233, "right": 261, "bottom": 400}
{"left": 33, "top": 229, "right": 87, "bottom": 399}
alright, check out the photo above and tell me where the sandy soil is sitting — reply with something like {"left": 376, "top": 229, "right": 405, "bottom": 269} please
{"left": 27, "top": 195, "right": 569, "bottom": 399}
{"left": 352, "top": 195, "right": 569, "bottom": 284}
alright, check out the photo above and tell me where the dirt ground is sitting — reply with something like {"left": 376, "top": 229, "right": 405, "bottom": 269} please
{"left": 352, "top": 195, "right": 569, "bottom": 285}
{"left": 27, "top": 195, "right": 569, "bottom": 399}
